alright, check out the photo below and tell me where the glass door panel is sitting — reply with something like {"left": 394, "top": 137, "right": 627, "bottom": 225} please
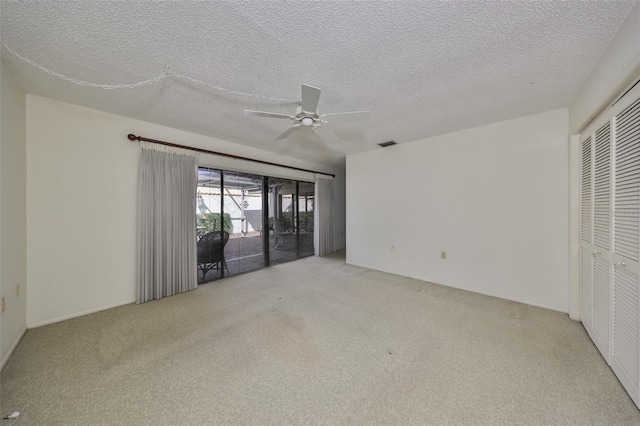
{"left": 222, "top": 171, "right": 265, "bottom": 275}
{"left": 298, "top": 181, "right": 315, "bottom": 257}
{"left": 196, "top": 168, "right": 224, "bottom": 283}
{"left": 269, "top": 178, "right": 297, "bottom": 265}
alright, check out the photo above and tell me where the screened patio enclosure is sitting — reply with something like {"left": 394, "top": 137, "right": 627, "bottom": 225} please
{"left": 196, "top": 167, "right": 315, "bottom": 283}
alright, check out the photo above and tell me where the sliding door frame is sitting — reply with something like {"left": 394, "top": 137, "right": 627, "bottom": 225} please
{"left": 262, "top": 176, "right": 270, "bottom": 267}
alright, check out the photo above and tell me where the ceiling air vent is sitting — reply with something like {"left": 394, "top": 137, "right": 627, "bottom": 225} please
{"left": 378, "top": 140, "right": 397, "bottom": 148}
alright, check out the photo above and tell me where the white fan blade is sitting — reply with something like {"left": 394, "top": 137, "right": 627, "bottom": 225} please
{"left": 322, "top": 111, "right": 371, "bottom": 124}
{"left": 275, "top": 125, "right": 301, "bottom": 140}
{"left": 301, "top": 84, "right": 321, "bottom": 113}
{"left": 313, "top": 125, "right": 339, "bottom": 143}
{"left": 244, "top": 110, "right": 293, "bottom": 120}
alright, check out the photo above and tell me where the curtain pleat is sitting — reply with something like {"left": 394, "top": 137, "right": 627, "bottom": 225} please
{"left": 137, "top": 142, "right": 198, "bottom": 303}
{"left": 314, "top": 174, "right": 335, "bottom": 256}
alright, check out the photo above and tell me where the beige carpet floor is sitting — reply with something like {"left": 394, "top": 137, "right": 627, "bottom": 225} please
{"left": 2, "top": 252, "right": 640, "bottom": 425}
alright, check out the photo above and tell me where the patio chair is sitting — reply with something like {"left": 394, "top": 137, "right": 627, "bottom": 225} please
{"left": 197, "top": 231, "right": 230, "bottom": 281}
{"left": 260, "top": 217, "right": 275, "bottom": 236}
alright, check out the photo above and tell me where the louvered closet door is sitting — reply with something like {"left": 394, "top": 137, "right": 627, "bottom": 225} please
{"left": 611, "top": 97, "right": 640, "bottom": 402}
{"left": 581, "top": 245, "right": 593, "bottom": 330}
{"left": 580, "top": 136, "right": 594, "bottom": 331}
{"left": 590, "top": 123, "right": 612, "bottom": 359}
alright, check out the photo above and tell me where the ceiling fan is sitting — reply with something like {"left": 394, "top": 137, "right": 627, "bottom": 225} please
{"left": 244, "top": 84, "right": 370, "bottom": 143}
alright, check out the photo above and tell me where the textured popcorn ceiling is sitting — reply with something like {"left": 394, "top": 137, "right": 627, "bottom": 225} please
{"left": 1, "top": 1, "right": 636, "bottom": 168}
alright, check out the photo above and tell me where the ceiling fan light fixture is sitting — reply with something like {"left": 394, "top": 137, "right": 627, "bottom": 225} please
{"left": 244, "top": 84, "right": 370, "bottom": 143}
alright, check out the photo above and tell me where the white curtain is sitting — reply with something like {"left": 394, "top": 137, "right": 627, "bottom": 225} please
{"left": 137, "top": 141, "right": 198, "bottom": 303}
{"left": 314, "top": 174, "right": 335, "bottom": 256}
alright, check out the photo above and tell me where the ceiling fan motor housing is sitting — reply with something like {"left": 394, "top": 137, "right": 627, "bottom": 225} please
{"left": 296, "top": 106, "right": 319, "bottom": 123}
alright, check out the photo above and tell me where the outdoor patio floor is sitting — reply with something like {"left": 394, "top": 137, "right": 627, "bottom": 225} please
{"left": 197, "top": 232, "right": 313, "bottom": 283}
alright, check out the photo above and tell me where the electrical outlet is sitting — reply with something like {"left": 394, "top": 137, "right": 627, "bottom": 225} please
{"left": 1, "top": 297, "right": 5, "bottom": 314}
{"left": 441, "top": 251, "right": 447, "bottom": 259}
{"left": 390, "top": 244, "right": 396, "bottom": 252}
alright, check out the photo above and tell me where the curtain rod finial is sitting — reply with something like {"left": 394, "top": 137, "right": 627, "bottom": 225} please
{"left": 128, "top": 134, "right": 138, "bottom": 141}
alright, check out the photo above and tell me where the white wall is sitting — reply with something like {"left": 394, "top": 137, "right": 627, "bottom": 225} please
{"left": 569, "top": 2, "right": 640, "bottom": 134}
{"left": 1, "top": 60, "right": 27, "bottom": 368}
{"left": 347, "top": 108, "right": 570, "bottom": 312}
{"left": 27, "top": 95, "right": 344, "bottom": 327}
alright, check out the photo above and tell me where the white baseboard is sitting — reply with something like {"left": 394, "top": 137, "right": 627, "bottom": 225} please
{"left": 424, "top": 279, "right": 569, "bottom": 314}
{"left": 1, "top": 327, "right": 27, "bottom": 372}
{"left": 28, "top": 299, "right": 135, "bottom": 329}
{"left": 345, "top": 261, "right": 569, "bottom": 314}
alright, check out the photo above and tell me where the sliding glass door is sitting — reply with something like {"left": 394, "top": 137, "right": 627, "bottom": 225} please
{"left": 222, "top": 171, "right": 265, "bottom": 276}
{"left": 196, "top": 168, "right": 224, "bottom": 283}
{"left": 268, "top": 178, "right": 297, "bottom": 266}
{"left": 298, "top": 181, "right": 315, "bottom": 257}
{"left": 196, "top": 167, "right": 315, "bottom": 282}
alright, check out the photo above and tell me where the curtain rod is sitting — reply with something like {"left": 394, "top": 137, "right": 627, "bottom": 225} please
{"left": 127, "top": 134, "right": 335, "bottom": 178}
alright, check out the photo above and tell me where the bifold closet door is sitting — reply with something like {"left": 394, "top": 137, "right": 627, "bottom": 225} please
{"left": 590, "top": 123, "right": 612, "bottom": 360}
{"left": 580, "top": 136, "right": 594, "bottom": 332}
{"left": 612, "top": 254, "right": 639, "bottom": 401}
{"left": 579, "top": 90, "right": 640, "bottom": 408}
{"left": 611, "top": 97, "right": 640, "bottom": 402}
